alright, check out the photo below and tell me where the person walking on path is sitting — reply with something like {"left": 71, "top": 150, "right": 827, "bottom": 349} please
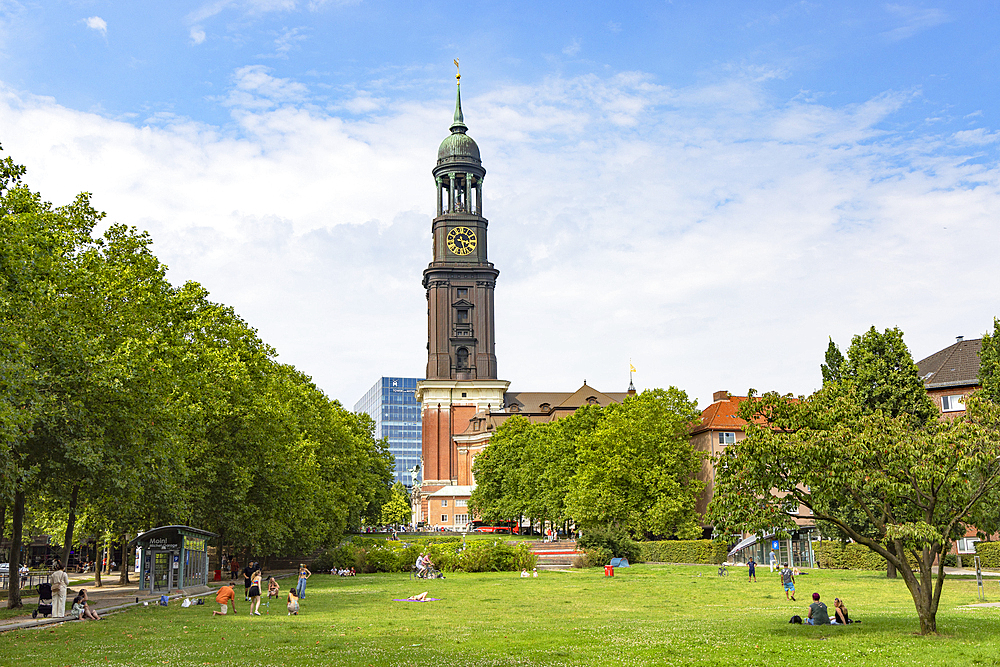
{"left": 249, "top": 570, "right": 263, "bottom": 616}
{"left": 780, "top": 562, "right": 796, "bottom": 601}
{"left": 747, "top": 558, "right": 756, "bottom": 583}
{"left": 50, "top": 562, "right": 69, "bottom": 618}
{"left": 296, "top": 564, "right": 312, "bottom": 599}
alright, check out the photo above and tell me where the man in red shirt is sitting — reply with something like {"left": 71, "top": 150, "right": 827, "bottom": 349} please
{"left": 213, "top": 583, "right": 237, "bottom": 616}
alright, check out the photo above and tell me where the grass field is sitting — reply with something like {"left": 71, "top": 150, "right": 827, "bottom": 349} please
{"left": 2, "top": 565, "right": 999, "bottom": 666}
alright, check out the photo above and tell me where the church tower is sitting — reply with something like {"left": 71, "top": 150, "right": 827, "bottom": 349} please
{"left": 415, "top": 69, "right": 509, "bottom": 510}
{"left": 423, "top": 76, "right": 497, "bottom": 380}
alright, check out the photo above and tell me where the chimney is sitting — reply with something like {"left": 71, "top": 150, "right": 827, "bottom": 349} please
{"left": 713, "top": 390, "right": 729, "bottom": 402}
{"left": 956, "top": 336, "right": 964, "bottom": 343}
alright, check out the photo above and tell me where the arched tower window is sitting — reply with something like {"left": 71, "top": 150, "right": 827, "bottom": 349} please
{"left": 456, "top": 347, "right": 470, "bottom": 370}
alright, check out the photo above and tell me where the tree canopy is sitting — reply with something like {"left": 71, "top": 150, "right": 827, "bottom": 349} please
{"left": 471, "top": 388, "right": 705, "bottom": 539}
{"left": 0, "top": 146, "right": 393, "bottom": 607}
{"left": 708, "top": 326, "right": 1000, "bottom": 634}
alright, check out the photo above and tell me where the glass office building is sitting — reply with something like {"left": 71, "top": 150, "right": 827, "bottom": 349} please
{"left": 354, "top": 377, "right": 423, "bottom": 488}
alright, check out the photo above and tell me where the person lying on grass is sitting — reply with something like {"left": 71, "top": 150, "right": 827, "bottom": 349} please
{"left": 407, "top": 592, "right": 430, "bottom": 601}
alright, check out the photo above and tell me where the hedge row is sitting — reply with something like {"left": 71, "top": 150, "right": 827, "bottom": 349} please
{"left": 974, "top": 541, "right": 1000, "bottom": 568}
{"left": 638, "top": 540, "right": 728, "bottom": 564}
{"left": 814, "top": 541, "right": 953, "bottom": 570}
{"left": 313, "top": 537, "right": 536, "bottom": 574}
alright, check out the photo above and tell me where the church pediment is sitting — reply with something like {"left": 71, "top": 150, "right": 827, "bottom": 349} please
{"left": 452, "top": 298, "right": 475, "bottom": 308}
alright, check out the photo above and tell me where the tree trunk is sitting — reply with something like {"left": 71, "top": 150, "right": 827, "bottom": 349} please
{"left": 6, "top": 489, "right": 25, "bottom": 609}
{"left": 898, "top": 561, "right": 939, "bottom": 634}
{"left": 887, "top": 560, "right": 897, "bottom": 578}
{"left": 0, "top": 504, "right": 6, "bottom": 552}
{"left": 60, "top": 484, "right": 79, "bottom": 569}
{"left": 94, "top": 539, "right": 103, "bottom": 588}
{"left": 118, "top": 533, "right": 129, "bottom": 585}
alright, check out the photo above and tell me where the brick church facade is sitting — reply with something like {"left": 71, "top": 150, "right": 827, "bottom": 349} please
{"left": 413, "top": 75, "right": 631, "bottom": 527}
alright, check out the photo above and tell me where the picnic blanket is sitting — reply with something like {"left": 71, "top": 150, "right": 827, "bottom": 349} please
{"left": 392, "top": 598, "right": 441, "bottom": 602}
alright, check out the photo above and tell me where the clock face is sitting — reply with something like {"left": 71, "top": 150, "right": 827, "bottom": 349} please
{"left": 446, "top": 226, "right": 478, "bottom": 256}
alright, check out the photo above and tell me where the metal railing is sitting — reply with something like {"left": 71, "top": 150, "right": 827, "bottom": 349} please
{"left": 0, "top": 571, "right": 52, "bottom": 592}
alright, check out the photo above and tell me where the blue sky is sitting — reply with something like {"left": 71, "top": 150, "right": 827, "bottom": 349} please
{"left": 1, "top": 1, "right": 998, "bottom": 407}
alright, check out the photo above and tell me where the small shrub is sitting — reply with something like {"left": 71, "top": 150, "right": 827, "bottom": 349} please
{"left": 573, "top": 547, "right": 611, "bottom": 568}
{"left": 579, "top": 526, "right": 640, "bottom": 562}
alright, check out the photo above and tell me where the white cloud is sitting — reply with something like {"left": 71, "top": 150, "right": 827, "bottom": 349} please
{"left": 0, "top": 69, "right": 997, "bottom": 410}
{"left": 882, "top": 5, "right": 949, "bottom": 41}
{"left": 562, "top": 38, "right": 581, "bottom": 56}
{"left": 190, "top": 26, "right": 207, "bottom": 44}
{"left": 84, "top": 16, "right": 107, "bottom": 36}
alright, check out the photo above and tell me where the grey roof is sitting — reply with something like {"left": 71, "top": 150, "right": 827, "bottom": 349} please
{"left": 916, "top": 338, "right": 982, "bottom": 389}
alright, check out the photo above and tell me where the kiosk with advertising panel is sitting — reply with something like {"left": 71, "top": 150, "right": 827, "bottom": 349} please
{"left": 131, "top": 525, "right": 217, "bottom": 593}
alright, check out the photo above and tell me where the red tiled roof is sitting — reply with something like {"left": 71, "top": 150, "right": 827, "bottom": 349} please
{"left": 691, "top": 395, "right": 750, "bottom": 434}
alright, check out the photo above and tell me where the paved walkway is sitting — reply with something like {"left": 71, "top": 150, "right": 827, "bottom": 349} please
{"left": 0, "top": 570, "right": 295, "bottom": 633}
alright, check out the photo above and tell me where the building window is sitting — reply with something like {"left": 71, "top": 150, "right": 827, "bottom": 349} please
{"left": 457, "top": 288, "right": 468, "bottom": 298}
{"left": 942, "top": 395, "right": 965, "bottom": 412}
{"left": 441, "top": 499, "right": 448, "bottom": 507}
{"left": 457, "top": 309, "right": 469, "bottom": 323}
{"left": 441, "top": 514, "right": 449, "bottom": 523}
{"left": 454, "top": 514, "right": 469, "bottom": 524}
{"left": 456, "top": 499, "right": 467, "bottom": 507}
{"left": 957, "top": 537, "right": 980, "bottom": 553}
{"left": 456, "top": 347, "right": 469, "bottom": 371}
{"left": 719, "top": 432, "right": 736, "bottom": 445}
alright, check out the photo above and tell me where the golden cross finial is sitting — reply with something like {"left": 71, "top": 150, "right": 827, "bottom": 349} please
{"left": 454, "top": 58, "right": 461, "bottom": 81}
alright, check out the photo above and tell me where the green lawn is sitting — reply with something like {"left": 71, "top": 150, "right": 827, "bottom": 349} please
{"left": 2, "top": 565, "right": 999, "bottom": 666}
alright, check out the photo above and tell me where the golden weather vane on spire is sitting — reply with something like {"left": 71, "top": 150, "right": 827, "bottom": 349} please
{"left": 454, "top": 58, "right": 461, "bottom": 81}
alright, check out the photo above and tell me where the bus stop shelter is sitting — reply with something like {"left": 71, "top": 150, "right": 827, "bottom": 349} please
{"left": 131, "top": 525, "right": 217, "bottom": 593}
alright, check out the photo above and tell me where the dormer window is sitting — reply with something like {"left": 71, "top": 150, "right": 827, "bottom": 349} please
{"left": 587, "top": 396, "right": 598, "bottom": 405}
{"left": 539, "top": 403, "right": 550, "bottom": 412}
{"left": 508, "top": 404, "right": 519, "bottom": 413}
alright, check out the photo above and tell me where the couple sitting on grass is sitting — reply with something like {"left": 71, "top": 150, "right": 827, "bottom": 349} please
{"left": 793, "top": 593, "right": 855, "bottom": 625}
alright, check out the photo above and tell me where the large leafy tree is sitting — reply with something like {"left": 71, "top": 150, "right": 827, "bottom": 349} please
{"left": 709, "top": 327, "right": 1000, "bottom": 635}
{"left": 566, "top": 388, "right": 704, "bottom": 539}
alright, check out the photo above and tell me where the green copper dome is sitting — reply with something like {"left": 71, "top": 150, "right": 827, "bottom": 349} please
{"left": 437, "top": 81, "right": 481, "bottom": 165}
{"left": 437, "top": 132, "right": 481, "bottom": 164}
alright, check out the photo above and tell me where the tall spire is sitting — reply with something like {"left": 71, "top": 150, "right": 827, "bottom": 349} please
{"left": 451, "top": 58, "right": 467, "bottom": 134}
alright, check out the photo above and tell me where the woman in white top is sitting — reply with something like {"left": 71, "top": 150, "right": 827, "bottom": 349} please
{"left": 50, "top": 562, "right": 70, "bottom": 617}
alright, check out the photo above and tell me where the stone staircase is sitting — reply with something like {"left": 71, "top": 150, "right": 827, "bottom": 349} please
{"left": 528, "top": 539, "right": 582, "bottom": 570}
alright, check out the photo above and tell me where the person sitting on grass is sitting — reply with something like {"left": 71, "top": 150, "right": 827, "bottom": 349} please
{"left": 831, "top": 597, "right": 852, "bottom": 624}
{"left": 71, "top": 590, "right": 101, "bottom": 620}
{"left": 806, "top": 593, "right": 830, "bottom": 625}
{"left": 520, "top": 569, "right": 530, "bottom": 578}
{"left": 267, "top": 577, "right": 281, "bottom": 599}
{"left": 213, "top": 583, "right": 237, "bottom": 616}
{"left": 287, "top": 587, "right": 300, "bottom": 615}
